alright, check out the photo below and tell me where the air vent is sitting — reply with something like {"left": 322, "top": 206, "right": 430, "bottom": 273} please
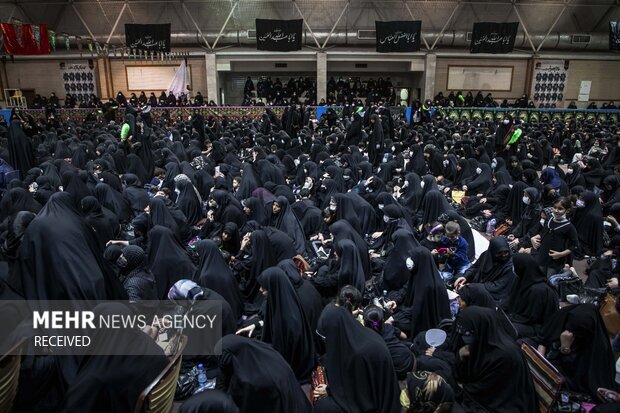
{"left": 357, "top": 30, "right": 376, "bottom": 40}
{"left": 355, "top": 63, "right": 368, "bottom": 68}
{"left": 247, "top": 30, "right": 256, "bottom": 39}
{"left": 275, "top": 63, "right": 287, "bottom": 68}
{"left": 571, "top": 34, "right": 590, "bottom": 44}
{"left": 466, "top": 32, "right": 472, "bottom": 41}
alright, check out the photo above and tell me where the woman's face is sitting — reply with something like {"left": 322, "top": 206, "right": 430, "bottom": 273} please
{"left": 222, "top": 232, "right": 231, "bottom": 242}
{"left": 144, "top": 205, "right": 150, "bottom": 214}
{"left": 272, "top": 202, "right": 281, "bottom": 215}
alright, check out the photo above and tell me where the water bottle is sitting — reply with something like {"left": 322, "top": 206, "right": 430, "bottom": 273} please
{"left": 194, "top": 364, "right": 209, "bottom": 394}
{"left": 486, "top": 219, "right": 496, "bottom": 236}
{"left": 450, "top": 300, "right": 460, "bottom": 319}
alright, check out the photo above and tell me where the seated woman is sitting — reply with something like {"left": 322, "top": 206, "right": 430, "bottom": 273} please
{"left": 388, "top": 245, "right": 451, "bottom": 339}
{"left": 508, "top": 254, "right": 559, "bottom": 338}
{"left": 363, "top": 305, "right": 414, "bottom": 380}
{"left": 399, "top": 371, "right": 458, "bottom": 413}
{"left": 310, "top": 239, "right": 366, "bottom": 299}
{"left": 536, "top": 304, "right": 616, "bottom": 399}
{"left": 454, "top": 237, "right": 516, "bottom": 310}
{"left": 60, "top": 303, "right": 169, "bottom": 413}
{"left": 453, "top": 306, "right": 538, "bottom": 412}
{"left": 217, "top": 335, "right": 312, "bottom": 413}
{"left": 256, "top": 267, "right": 315, "bottom": 383}
{"left": 507, "top": 187, "right": 543, "bottom": 251}
{"left": 313, "top": 304, "right": 401, "bottom": 413}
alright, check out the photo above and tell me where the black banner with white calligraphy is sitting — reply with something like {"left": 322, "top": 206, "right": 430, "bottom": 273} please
{"left": 125, "top": 24, "right": 171, "bottom": 52}
{"left": 375, "top": 21, "right": 421, "bottom": 53}
{"left": 256, "top": 19, "right": 303, "bottom": 51}
{"left": 470, "top": 22, "right": 518, "bottom": 54}
{"left": 610, "top": 21, "right": 620, "bottom": 51}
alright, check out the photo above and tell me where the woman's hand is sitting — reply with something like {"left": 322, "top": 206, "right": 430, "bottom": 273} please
{"left": 313, "top": 384, "right": 328, "bottom": 400}
{"left": 530, "top": 235, "right": 541, "bottom": 249}
{"left": 458, "top": 345, "right": 470, "bottom": 360}
{"left": 371, "top": 231, "right": 383, "bottom": 239}
{"left": 454, "top": 277, "right": 467, "bottom": 290}
{"left": 548, "top": 250, "right": 564, "bottom": 260}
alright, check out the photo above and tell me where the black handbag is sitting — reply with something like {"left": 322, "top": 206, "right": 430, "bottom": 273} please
{"left": 556, "top": 278, "right": 583, "bottom": 301}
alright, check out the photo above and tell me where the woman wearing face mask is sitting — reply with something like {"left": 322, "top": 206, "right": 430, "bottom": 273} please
{"left": 564, "top": 162, "right": 586, "bottom": 189}
{"left": 461, "top": 164, "right": 492, "bottom": 196}
{"left": 452, "top": 307, "right": 538, "bottom": 412}
{"left": 571, "top": 191, "right": 604, "bottom": 258}
{"left": 531, "top": 197, "right": 579, "bottom": 277}
{"left": 507, "top": 187, "right": 542, "bottom": 251}
{"left": 454, "top": 237, "right": 516, "bottom": 310}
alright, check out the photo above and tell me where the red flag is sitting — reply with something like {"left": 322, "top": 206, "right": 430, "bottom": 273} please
{"left": 1, "top": 23, "right": 51, "bottom": 55}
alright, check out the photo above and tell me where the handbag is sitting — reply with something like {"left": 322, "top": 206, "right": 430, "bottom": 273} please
{"left": 521, "top": 342, "right": 563, "bottom": 413}
{"left": 310, "top": 365, "right": 328, "bottom": 405}
{"left": 493, "top": 223, "right": 511, "bottom": 237}
{"left": 470, "top": 216, "right": 488, "bottom": 232}
{"left": 600, "top": 292, "right": 620, "bottom": 336}
{"left": 556, "top": 278, "right": 583, "bottom": 301}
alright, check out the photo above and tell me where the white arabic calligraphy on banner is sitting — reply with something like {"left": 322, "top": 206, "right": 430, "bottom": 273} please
{"left": 379, "top": 31, "right": 417, "bottom": 45}
{"left": 474, "top": 33, "right": 513, "bottom": 46}
{"left": 128, "top": 36, "right": 168, "bottom": 50}
{"left": 258, "top": 29, "right": 297, "bottom": 43}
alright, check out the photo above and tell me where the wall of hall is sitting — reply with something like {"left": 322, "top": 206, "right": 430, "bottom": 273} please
{"left": 562, "top": 60, "right": 620, "bottom": 106}
{"left": 0, "top": 57, "right": 208, "bottom": 103}
{"left": 433, "top": 57, "right": 530, "bottom": 101}
{"left": 1, "top": 54, "right": 620, "bottom": 108}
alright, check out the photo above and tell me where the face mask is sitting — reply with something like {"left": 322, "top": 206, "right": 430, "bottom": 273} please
{"left": 329, "top": 204, "right": 337, "bottom": 211}
{"left": 383, "top": 215, "right": 390, "bottom": 223}
{"left": 420, "top": 181, "right": 425, "bottom": 189}
{"left": 343, "top": 175, "right": 351, "bottom": 180}
{"left": 402, "top": 181, "right": 409, "bottom": 188}
{"left": 405, "top": 257, "right": 415, "bottom": 270}
{"left": 491, "top": 160, "right": 497, "bottom": 169}
{"left": 540, "top": 218, "right": 546, "bottom": 226}
{"left": 476, "top": 167, "right": 482, "bottom": 175}
{"left": 567, "top": 168, "right": 573, "bottom": 174}
{"left": 443, "top": 160, "right": 449, "bottom": 167}
{"left": 522, "top": 196, "right": 530, "bottom": 205}
{"left": 554, "top": 212, "right": 567, "bottom": 221}
{"left": 378, "top": 204, "right": 385, "bottom": 210}
{"left": 503, "top": 119, "right": 510, "bottom": 125}
{"left": 174, "top": 188, "right": 181, "bottom": 196}
{"left": 576, "top": 199, "right": 585, "bottom": 208}
{"left": 367, "top": 188, "right": 373, "bottom": 193}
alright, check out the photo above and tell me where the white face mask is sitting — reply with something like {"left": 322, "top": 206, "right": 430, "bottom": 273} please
{"left": 329, "top": 204, "right": 337, "bottom": 211}
{"left": 491, "top": 160, "right": 497, "bottom": 169}
{"left": 576, "top": 199, "right": 585, "bottom": 208}
{"left": 378, "top": 204, "right": 385, "bottom": 210}
{"left": 567, "top": 168, "right": 573, "bottom": 174}
{"left": 420, "top": 181, "right": 425, "bottom": 189}
{"left": 522, "top": 196, "right": 530, "bottom": 205}
{"left": 443, "top": 160, "right": 449, "bottom": 167}
{"left": 174, "top": 188, "right": 181, "bottom": 196}
{"left": 402, "top": 181, "right": 409, "bottom": 188}
{"left": 476, "top": 167, "right": 482, "bottom": 175}
{"left": 503, "top": 119, "right": 510, "bottom": 125}
{"left": 383, "top": 215, "right": 390, "bottom": 223}
{"left": 540, "top": 218, "right": 546, "bottom": 226}
{"left": 405, "top": 257, "right": 414, "bottom": 270}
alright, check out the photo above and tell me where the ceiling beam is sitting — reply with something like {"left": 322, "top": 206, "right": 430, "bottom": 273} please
{"left": 536, "top": 0, "right": 570, "bottom": 52}
{"left": 292, "top": 0, "right": 322, "bottom": 49}
{"left": 430, "top": 1, "right": 461, "bottom": 50}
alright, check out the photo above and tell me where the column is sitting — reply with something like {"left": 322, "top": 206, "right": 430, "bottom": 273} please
{"left": 316, "top": 52, "right": 327, "bottom": 103}
{"left": 423, "top": 53, "right": 437, "bottom": 101}
{"left": 205, "top": 52, "right": 218, "bottom": 104}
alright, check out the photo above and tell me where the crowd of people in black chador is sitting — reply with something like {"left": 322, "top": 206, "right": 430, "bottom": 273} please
{"left": 242, "top": 75, "right": 403, "bottom": 107}
{"left": 1, "top": 95, "right": 620, "bottom": 413}
{"left": 31, "top": 90, "right": 217, "bottom": 111}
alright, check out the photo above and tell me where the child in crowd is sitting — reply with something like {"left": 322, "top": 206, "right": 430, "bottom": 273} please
{"left": 433, "top": 222, "right": 471, "bottom": 281}
{"left": 420, "top": 222, "right": 444, "bottom": 252}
